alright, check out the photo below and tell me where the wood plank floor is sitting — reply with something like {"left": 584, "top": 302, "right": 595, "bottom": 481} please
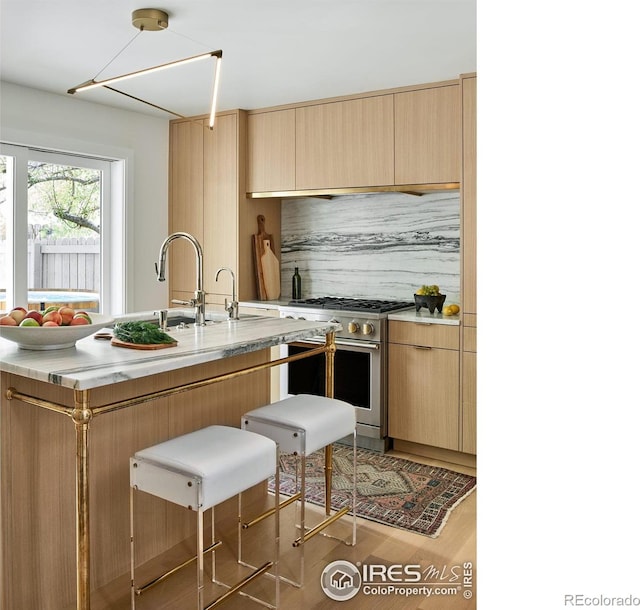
{"left": 81, "top": 450, "right": 476, "bottom": 610}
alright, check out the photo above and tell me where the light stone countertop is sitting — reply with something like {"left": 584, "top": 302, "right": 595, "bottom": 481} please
{"left": 387, "top": 309, "right": 461, "bottom": 325}
{"left": 238, "top": 298, "right": 461, "bottom": 325}
{"left": 0, "top": 312, "right": 340, "bottom": 390}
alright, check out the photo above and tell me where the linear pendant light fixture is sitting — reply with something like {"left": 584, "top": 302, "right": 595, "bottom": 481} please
{"left": 67, "top": 9, "right": 222, "bottom": 129}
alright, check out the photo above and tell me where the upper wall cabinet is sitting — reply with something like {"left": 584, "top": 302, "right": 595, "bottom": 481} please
{"left": 394, "top": 84, "right": 461, "bottom": 185}
{"left": 245, "top": 79, "right": 463, "bottom": 195}
{"left": 295, "top": 95, "right": 395, "bottom": 190}
{"left": 247, "top": 109, "right": 296, "bottom": 193}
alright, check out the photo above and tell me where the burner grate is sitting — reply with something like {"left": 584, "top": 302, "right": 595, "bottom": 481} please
{"left": 288, "top": 297, "right": 413, "bottom": 313}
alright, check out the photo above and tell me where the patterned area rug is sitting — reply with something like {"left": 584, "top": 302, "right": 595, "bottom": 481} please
{"left": 268, "top": 445, "right": 476, "bottom": 538}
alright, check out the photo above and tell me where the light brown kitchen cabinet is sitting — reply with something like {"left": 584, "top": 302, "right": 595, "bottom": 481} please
{"left": 462, "top": 332, "right": 476, "bottom": 454}
{"left": 295, "top": 95, "right": 395, "bottom": 189}
{"left": 203, "top": 113, "right": 239, "bottom": 304}
{"left": 169, "top": 111, "right": 281, "bottom": 307}
{"left": 246, "top": 109, "right": 296, "bottom": 193}
{"left": 168, "top": 118, "right": 205, "bottom": 294}
{"left": 460, "top": 73, "right": 477, "bottom": 455}
{"left": 394, "top": 84, "right": 461, "bottom": 185}
{"left": 462, "top": 75, "right": 476, "bottom": 316}
{"left": 388, "top": 321, "right": 460, "bottom": 451}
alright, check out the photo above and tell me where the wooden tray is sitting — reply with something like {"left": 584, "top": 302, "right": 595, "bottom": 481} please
{"left": 110, "top": 338, "right": 177, "bottom": 350}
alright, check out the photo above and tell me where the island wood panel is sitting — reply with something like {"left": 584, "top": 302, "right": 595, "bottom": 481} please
{"left": 0, "top": 350, "right": 269, "bottom": 610}
{"left": 394, "top": 84, "right": 461, "bottom": 185}
{"left": 203, "top": 112, "right": 238, "bottom": 301}
{"left": 388, "top": 343, "right": 460, "bottom": 450}
{"left": 295, "top": 95, "right": 395, "bottom": 189}
{"left": 461, "top": 350, "right": 477, "bottom": 454}
{"left": 169, "top": 119, "right": 205, "bottom": 296}
{"left": 246, "top": 109, "right": 296, "bottom": 193}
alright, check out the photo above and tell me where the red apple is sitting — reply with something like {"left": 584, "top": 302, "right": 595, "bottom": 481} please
{"left": 8, "top": 307, "right": 27, "bottom": 324}
{"left": 58, "top": 306, "right": 76, "bottom": 325}
{"left": 42, "top": 320, "right": 60, "bottom": 327}
{"left": 24, "top": 310, "right": 43, "bottom": 325}
{"left": 70, "top": 315, "right": 90, "bottom": 326}
{"left": 19, "top": 318, "right": 40, "bottom": 327}
{"left": 0, "top": 315, "right": 19, "bottom": 326}
{"left": 42, "top": 310, "right": 63, "bottom": 325}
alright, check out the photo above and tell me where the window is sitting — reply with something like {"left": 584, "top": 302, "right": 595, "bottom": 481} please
{"left": 1, "top": 144, "right": 121, "bottom": 314}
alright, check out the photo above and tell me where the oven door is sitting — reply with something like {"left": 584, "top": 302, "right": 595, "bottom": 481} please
{"left": 279, "top": 338, "right": 383, "bottom": 430}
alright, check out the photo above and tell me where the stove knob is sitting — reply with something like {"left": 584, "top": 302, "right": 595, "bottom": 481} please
{"left": 362, "top": 322, "right": 375, "bottom": 336}
{"left": 347, "top": 320, "right": 360, "bottom": 334}
{"left": 284, "top": 315, "right": 294, "bottom": 319}
{"left": 298, "top": 316, "right": 306, "bottom": 320}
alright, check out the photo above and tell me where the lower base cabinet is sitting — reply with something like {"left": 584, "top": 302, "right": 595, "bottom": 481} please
{"left": 388, "top": 322, "right": 460, "bottom": 451}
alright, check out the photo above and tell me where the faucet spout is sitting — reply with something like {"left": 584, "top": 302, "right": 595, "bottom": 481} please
{"left": 156, "top": 232, "right": 206, "bottom": 326}
{"left": 215, "top": 267, "right": 239, "bottom": 320}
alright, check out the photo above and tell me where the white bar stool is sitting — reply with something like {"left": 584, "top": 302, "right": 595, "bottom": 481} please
{"left": 241, "top": 394, "right": 356, "bottom": 587}
{"left": 130, "top": 425, "right": 280, "bottom": 609}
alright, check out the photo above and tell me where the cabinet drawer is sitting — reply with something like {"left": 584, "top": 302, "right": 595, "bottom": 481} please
{"left": 389, "top": 321, "right": 459, "bottom": 349}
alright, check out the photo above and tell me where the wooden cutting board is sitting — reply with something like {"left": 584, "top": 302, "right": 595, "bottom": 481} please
{"left": 110, "top": 338, "right": 177, "bottom": 350}
{"left": 253, "top": 215, "right": 281, "bottom": 300}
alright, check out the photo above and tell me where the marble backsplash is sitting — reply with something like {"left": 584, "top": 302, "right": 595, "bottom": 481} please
{"left": 280, "top": 191, "right": 460, "bottom": 303}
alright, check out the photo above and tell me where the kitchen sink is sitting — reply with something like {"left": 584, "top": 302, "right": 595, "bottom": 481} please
{"left": 108, "top": 312, "right": 261, "bottom": 329}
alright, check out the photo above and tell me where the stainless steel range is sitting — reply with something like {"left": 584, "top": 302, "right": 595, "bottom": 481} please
{"left": 279, "top": 297, "right": 414, "bottom": 452}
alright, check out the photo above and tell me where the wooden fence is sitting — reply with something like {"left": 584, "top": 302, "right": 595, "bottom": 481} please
{"left": 29, "top": 238, "right": 100, "bottom": 291}
{"left": 0, "top": 238, "right": 100, "bottom": 292}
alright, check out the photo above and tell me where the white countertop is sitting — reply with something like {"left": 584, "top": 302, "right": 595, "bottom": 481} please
{"left": 0, "top": 313, "right": 340, "bottom": 390}
{"left": 387, "top": 309, "right": 460, "bottom": 325}
{"left": 239, "top": 299, "right": 460, "bottom": 325}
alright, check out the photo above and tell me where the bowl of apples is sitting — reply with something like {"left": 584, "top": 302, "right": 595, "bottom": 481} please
{"left": 0, "top": 306, "right": 113, "bottom": 350}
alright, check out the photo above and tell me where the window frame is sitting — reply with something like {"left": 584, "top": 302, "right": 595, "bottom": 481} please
{"left": 0, "top": 142, "right": 125, "bottom": 314}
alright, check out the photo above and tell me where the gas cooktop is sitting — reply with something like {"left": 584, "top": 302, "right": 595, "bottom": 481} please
{"left": 287, "top": 297, "right": 414, "bottom": 314}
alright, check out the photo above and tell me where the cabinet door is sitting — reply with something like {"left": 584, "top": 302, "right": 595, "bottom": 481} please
{"left": 461, "top": 350, "right": 476, "bottom": 454}
{"left": 462, "top": 76, "right": 477, "bottom": 315}
{"left": 169, "top": 119, "right": 204, "bottom": 295}
{"left": 395, "top": 85, "right": 461, "bottom": 184}
{"left": 203, "top": 113, "right": 238, "bottom": 302}
{"left": 295, "top": 95, "right": 394, "bottom": 189}
{"left": 247, "top": 109, "right": 296, "bottom": 193}
{"left": 388, "top": 343, "right": 460, "bottom": 450}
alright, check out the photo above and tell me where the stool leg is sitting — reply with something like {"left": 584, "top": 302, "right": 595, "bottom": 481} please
{"left": 130, "top": 486, "right": 136, "bottom": 610}
{"left": 197, "top": 508, "right": 204, "bottom": 609}
{"left": 298, "top": 453, "right": 306, "bottom": 587}
{"left": 212, "top": 507, "right": 215, "bottom": 583}
{"left": 351, "top": 431, "right": 357, "bottom": 546}
{"left": 324, "top": 445, "right": 333, "bottom": 516}
{"left": 273, "top": 447, "right": 280, "bottom": 607}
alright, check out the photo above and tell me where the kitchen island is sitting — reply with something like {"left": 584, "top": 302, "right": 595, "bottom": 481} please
{"left": 0, "top": 314, "right": 339, "bottom": 610}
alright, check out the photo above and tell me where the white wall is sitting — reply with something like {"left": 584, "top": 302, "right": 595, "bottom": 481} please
{"left": 0, "top": 81, "right": 169, "bottom": 313}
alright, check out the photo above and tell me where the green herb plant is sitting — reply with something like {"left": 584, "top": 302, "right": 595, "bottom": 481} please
{"left": 112, "top": 321, "right": 176, "bottom": 345}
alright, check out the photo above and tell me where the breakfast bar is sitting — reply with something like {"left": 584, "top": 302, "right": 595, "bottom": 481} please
{"left": 0, "top": 314, "right": 339, "bottom": 610}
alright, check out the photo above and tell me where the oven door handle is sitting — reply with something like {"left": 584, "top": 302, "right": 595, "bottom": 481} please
{"left": 297, "top": 337, "right": 380, "bottom": 350}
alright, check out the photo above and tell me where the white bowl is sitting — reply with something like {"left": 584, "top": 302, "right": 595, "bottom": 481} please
{"left": 0, "top": 313, "right": 114, "bottom": 350}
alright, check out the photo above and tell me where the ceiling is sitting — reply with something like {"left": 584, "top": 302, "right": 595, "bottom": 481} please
{"left": 0, "top": 0, "right": 476, "bottom": 120}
